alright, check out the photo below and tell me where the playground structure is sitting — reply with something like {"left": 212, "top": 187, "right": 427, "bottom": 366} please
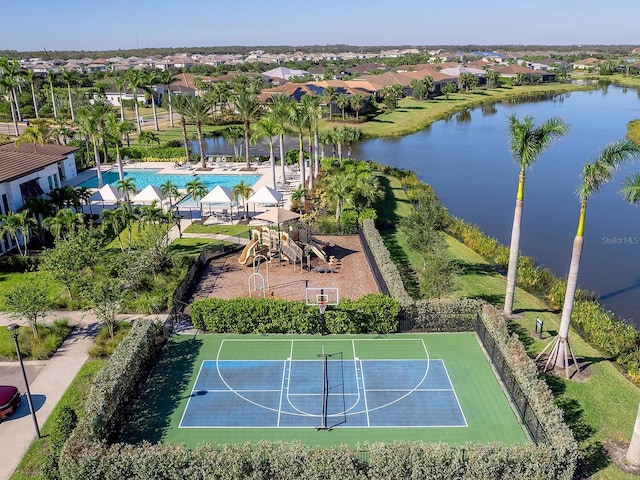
{"left": 238, "top": 223, "right": 331, "bottom": 271}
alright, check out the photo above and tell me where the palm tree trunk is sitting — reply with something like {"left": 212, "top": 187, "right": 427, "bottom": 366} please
{"left": 504, "top": 171, "right": 525, "bottom": 315}
{"left": 626, "top": 404, "right": 640, "bottom": 465}
{"left": 554, "top": 234, "right": 584, "bottom": 369}
{"left": 31, "top": 83, "right": 39, "bottom": 119}
{"left": 151, "top": 96, "right": 159, "bottom": 131}
{"left": 8, "top": 97, "right": 19, "bottom": 136}
{"left": 116, "top": 145, "right": 125, "bottom": 183}
{"left": 244, "top": 121, "right": 251, "bottom": 169}
{"left": 279, "top": 133, "right": 286, "bottom": 183}
{"left": 180, "top": 116, "right": 190, "bottom": 162}
{"left": 119, "top": 92, "right": 125, "bottom": 123}
{"left": 269, "top": 143, "right": 276, "bottom": 190}
{"left": 67, "top": 85, "right": 75, "bottom": 122}
{"left": 307, "top": 132, "right": 314, "bottom": 190}
{"left": 134, "top": 94, "right": 141, "bottom": 134}
{"left": 168, "top": 91, "right": 174, "bottom": 128}
{"left": 314, "top": 129, "right": 320, "bottom": 177}
{"left": 298, "top": 133, "right": 306, "bottom": 195}
{"left": 50, "top": 81, "right": 58, "bottom": 119}
{"left": 196, "top": 121, "right": 205, "bottom": 168}
{"left": 12, "top": 88, "right": 22, "bottom": 122}
{"left": 93, "top": 137, "right": 104, "bottom": 188}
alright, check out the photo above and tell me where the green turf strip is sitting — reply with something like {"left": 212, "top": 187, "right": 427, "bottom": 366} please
{"left": 122, "top": 333, "right": 528, "bottom": 448}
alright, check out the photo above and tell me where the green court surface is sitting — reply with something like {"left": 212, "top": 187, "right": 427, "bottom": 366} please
{"left": 122, "top": 333, "right": 528, "bottom": 448}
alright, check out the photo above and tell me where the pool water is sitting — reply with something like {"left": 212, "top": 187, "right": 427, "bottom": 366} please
{"left": 79, "top": 169, "right": 261, "bottom": 192}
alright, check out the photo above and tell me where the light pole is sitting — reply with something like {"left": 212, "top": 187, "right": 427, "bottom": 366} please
{"left": 7, "top": 324, "right": 40, "bottom": 438}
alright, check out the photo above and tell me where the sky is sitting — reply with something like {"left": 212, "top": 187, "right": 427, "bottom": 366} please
{"left": 3, "top": 0, "right": 639, "bottom": 53}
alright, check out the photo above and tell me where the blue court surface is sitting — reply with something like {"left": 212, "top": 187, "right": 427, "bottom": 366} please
{"left": 180, "top": 357, "right": 467, "bottom": 429}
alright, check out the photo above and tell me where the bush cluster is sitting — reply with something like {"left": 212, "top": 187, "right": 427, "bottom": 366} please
{"left": 190, "top": 294, "right": 401, "bottom": 335}
{"left": 73, "top": 319, "right": 161, "bottom": 443}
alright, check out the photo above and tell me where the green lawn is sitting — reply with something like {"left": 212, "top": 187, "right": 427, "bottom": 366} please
{"left": 168, "top": 237, "right": 231, "bottom": 257}
{"left": 121, "top": 333, "right": 527, "bottom": 448}
{"left": 183, "top": 224, "right": 251, "bottom": 237}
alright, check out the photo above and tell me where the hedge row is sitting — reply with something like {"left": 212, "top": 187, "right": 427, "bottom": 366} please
{"left": 72, "top": 319, "right": 161, "bottom": 443}
{"left": 190, "top": 294, "right": 401, "bottom": 335}
{"left": 479, "top": 304, "right": 577, "bottom": 479}
{"left": 60, "top": 439, "right": 571, "bottom": 480}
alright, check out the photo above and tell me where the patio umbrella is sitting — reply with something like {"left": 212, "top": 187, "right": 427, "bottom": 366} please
{"left": 247, "top": 185, "right": 283, "bottom": 206}
{"left": 88, "top": 184, "right": 125, "bottom": 203}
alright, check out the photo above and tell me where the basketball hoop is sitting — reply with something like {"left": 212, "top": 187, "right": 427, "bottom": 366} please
{"left": 318, "top": 301, "right": 327, "bottom": 315}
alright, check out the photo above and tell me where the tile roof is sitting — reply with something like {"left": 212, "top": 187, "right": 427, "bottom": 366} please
{"left": 0, "top": 143, "right": 77, "bottom": 183}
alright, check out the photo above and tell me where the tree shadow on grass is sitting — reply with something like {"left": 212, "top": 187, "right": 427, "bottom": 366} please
{"left": 541, "top": 375, "right": 610, "bottom": 478}
{"left": 380, "top": 230, "right": 421, "bottom": 298}
{"left": 120, "top": 335, "right": 203, "bottom": 444}
{"left": 452, "top": 260, "right": 498, "bottom": 276}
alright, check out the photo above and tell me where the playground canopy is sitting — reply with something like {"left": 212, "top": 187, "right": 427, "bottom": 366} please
{"left": 254, "top": 208, "right": 300, "bottom": 225}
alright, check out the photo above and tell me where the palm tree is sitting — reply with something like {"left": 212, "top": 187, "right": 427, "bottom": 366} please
{"left": 336, "top": 94, "right": 350, "bottom": 120}
{"left": 233, "top": 88, "right": 263, "bottom": 168}
{"left": 327, "top": 172, "right": 355, "bottom": 222}
{"left": 222, "top": 125, "right": 244, "bottom": 159}
{"left": 76, "top": 100, "right": 112, "bottom": 188}
{"left": 503, "top": 115, "right": 569, "bottom": 316}
{"left": 0, "top": 57, "right": 22, "bottom": 135}
{"left": 115, "top": 77, "right": 126, "bottom": 123}
{"left": 302, "top": 94, "right": 321, "bottom": 186}
{"left": 252, "top": 114, "right": 279, "bottom": 189}
{"left": 322, "top": 85, "right": 337, "bottom": 120}
{"left": 46, "top": 70, "right": 59, "bottom": 119}
{"left": 43, "top": 208, "right": 84, "bottom": 240}
{"left": 141, "top": 69, "right": 160, "bottom": 131}
{"left": 233, "top": 180, "right": 253, "bottom": 219}
{"left": 159, "top": 70, "right": 178, "bottom": 128}
{"left": 125, "top": 69, "right": 144, "bottom": 134}
{"left": 270, "top": 94, "right": 295, "bottom": 183}
{"left": 541, "top": 139, "right": 640, "bottom": 376}
{"left": 106, "top": 114, "right": 135, "bottom": 182}
{"left": 172, "top": 94, "right": 192, "bottom": 163}
{"left": 60, "top": 69, "right": 79, "bottom": 122}
{"left": 26, "top": 69, "right": 40, "bottom": 119}
{"left": 290, "top": 184, "right": 308, "bottom": 214}
{"left": 620, "top": 172, "right": 640, "bottom": 204}
{"left": 289, "top": 102, "right": 310, "bottom": 192}
{"left": 352, "top": 172, "right": 384, "bottom": 212}
{"left": 138, "top": 130, "right": 160, "bottom": 152}
{"left": 100, "top": 208, "right": 125, "bottom": 252}
{"left": 160, "top": 180, "right": 180, "bottom": 209}
{"left": 0, "top": 211, "right": 37, "bottom": 256}
{"left": 180, "top": 95, "right": 212, "bottom": 168}
{"left": 15, "top": 124, "right": 48, "bottom": 153}
{"left": 350, "top": 94, "right": 365, "bottom": 120}
{"left": 116, "top": 177, "right": 137, "bottom": 204}
{"left": 185, "top": 177, "right": 208, "bottom": 219}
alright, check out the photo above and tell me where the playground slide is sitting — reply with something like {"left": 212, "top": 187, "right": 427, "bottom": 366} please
{"left": 238, "top": 239, "right": 259, "bottom": 265}
{"left": 308, "top": 240, "right": 328, "bottom": 263}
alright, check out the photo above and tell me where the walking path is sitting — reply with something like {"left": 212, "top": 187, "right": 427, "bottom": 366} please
{"left": 0, "top": 311, "right": 144, "bottom": 480}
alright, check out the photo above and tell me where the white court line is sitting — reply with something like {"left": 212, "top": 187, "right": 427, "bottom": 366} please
{"left": 441, "top": 360, "right": 468, "bottom": 427}
{"left": 359, "top": 359, "right": 371, "bottom": 427}
{"left": 178, "top": 360, "right": 206, "bottom": 428}
{"left": 277, "top": 359, "right": 287, "bottom": 427}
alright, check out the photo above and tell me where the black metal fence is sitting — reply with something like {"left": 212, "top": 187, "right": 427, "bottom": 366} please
{"left": 358, "top": 227, "right": 390, "bottom": 296}
{"left": 475, "top": 315, "right": 550, "bottom": 445}
{"left": 165, "top": 243, "right": 242, "bottom": 334}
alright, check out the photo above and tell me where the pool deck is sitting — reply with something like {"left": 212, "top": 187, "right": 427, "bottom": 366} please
{"left": 65, "top": 160, "right": 302, "bottom": 213}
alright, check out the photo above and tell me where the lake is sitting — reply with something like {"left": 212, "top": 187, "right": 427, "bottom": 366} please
{"left": 351, "top": 84, "right": 640, "bottom": 324}
{"left": 194, "top": 84, "right": 640, "bottom": 324}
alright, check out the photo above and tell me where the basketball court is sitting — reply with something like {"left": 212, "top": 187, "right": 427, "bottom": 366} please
{"left": 180, "top": 338, "right": 466, "bottom": 430}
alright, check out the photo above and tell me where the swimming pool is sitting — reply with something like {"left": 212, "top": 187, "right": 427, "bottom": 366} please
{"left": 79, "top": 169, "right": 261, "bottom": 192}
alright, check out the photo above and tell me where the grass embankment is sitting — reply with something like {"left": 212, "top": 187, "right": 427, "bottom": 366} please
{"left": 386, "top": 173, "right": 640, "bottom": 479}
{"left": 324, "top": 83, "right": 593, "bottom": 139}
{"left": 10, "top": 360, "right": 105, "bottom": 480}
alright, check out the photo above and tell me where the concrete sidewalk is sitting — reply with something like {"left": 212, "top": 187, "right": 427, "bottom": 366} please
{"left": 0, "top": 314, "right": 99, "bottom": 480}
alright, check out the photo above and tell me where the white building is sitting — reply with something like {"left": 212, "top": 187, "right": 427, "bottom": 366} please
{"left": 0, "top": 143, "right": 79, "bottom": 254}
